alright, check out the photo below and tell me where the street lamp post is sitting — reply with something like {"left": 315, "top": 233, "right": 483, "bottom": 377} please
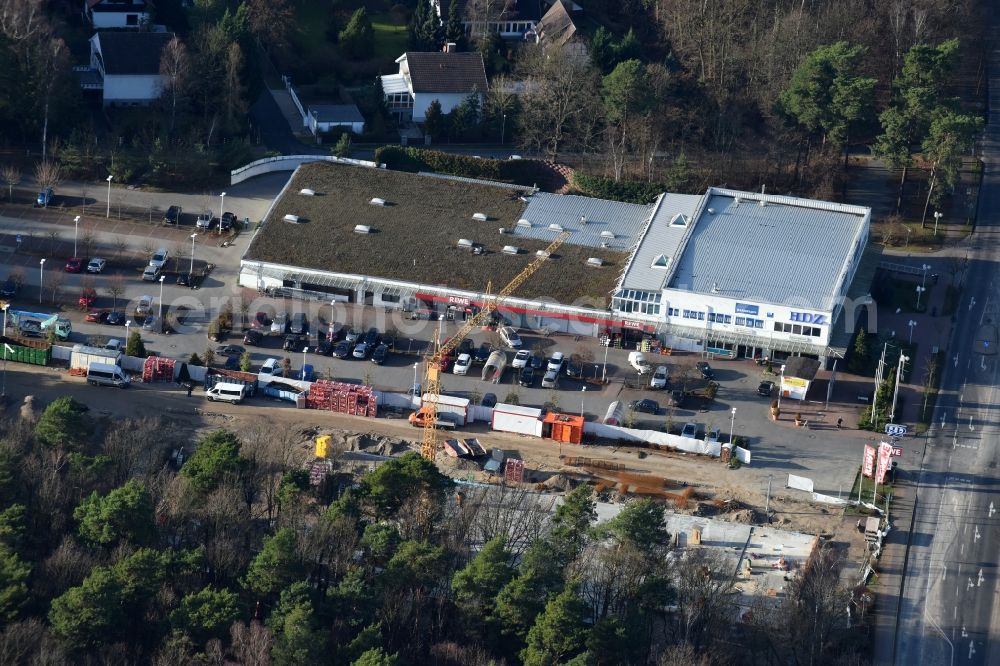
{"left": 602, "top": 343, "right": 609, "bottom": 382}
{"left": 920, "top": 264, "right": 931, "bottom": 289}
{"left": 219, "top": 192, "right": 226, "bottom": 235}
{"left": 73, "top": 215, "right": 80, "bottom": 257}
{"left": 501, "top": 113, "right": 506, "bottom": 144}
{"left": 903, "top": 225, "right": 911, "bottom": 249}
{"left": 890, "top": 355, "right": 909, "bottom": 422}
{"left": 38, "top": 259, "right": 45, "bottom": 304}
{"left": 158, "top": 275, "right": 165, "bottom": 324}
{"left": 125, "top": 320, "right": 131, "bottom": 350}
{"left": 777, "top": 364, "right": 786, "bottom": 409}
{"left": 729, "top": 407, "right": 737, "bottom": 445}
{"left": 581, "top": 386, "right": 586, "bottom": 417}
{"left": 302, "top": 347, "right": 308, "bottom": 379}
{"left": 933, "top": 211, "right": 942, "bottom": 237}
{"left": 907, "top": 320, "right": 917, "bottom": 345}
{"left": 915, "top": 285, "right": 926, "bottom": 309}
{"left": 189, "top": 232, "right": 199, "bottom": 278}
{"left": 412, "top": 362, "right": 419, "bottom": 395}
{"left": 105, "top": 175, "right": 113, "bottom": 218}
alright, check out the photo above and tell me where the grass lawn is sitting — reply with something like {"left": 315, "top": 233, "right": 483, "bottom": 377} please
{"left": 371, "top": 12, "right": 408, "bottom": 60}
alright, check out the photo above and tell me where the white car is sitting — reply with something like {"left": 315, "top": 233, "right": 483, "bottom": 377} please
{"left": 512, "top": 349, "right": 531, "bottom": 369}
{"left": 141, "top": 264, "right": 161, "bottom": 281}
{"left": 498, "top": 326, "right": 522, "bottom": 348}
{"left": 136, "top": 295, "right": 154, "bottom": 316}
{"left": 149, "top": 247, "right": 169, "bottom": 270}
{"left": 87, "top": 257, "right": 106, "bottom": 273}
{"left": 628, "top": 351, "right": 651, "bottom": 375}
{"left": 650, "top": 365, "right": 669, "bottom": 389}
{"left": 196, "top": 212, "right": 212, "bottom": 229}
{"left": 546, "top": 351, "right": 565, "bottom": 373}
{"left": 104, "top": 338, "right": 123, "bottom": 352}
{"left": 681, "top": 422, "right": 698, "bottom": 439}
{"left": 453, "top": 353, "right": 472, "bottom": 375}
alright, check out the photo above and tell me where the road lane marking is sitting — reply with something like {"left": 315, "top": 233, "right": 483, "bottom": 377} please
{"left": 962, "top": 625, "right": 968, "bottom": 637}
{"left": 969, "top": 641, "right": 975, "bottom": 659}
{"left": 977, "top": 569, "right": 984, "bottom": 586}
{"left": 990, "top": 502, "right": 995, "bottom": 517}
{"left": 974, "top": 525, "right": 980, "bottom": 542}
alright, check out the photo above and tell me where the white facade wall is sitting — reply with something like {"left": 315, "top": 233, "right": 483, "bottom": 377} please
{"left": 102, "top": 74, "right": 162, "bottom": 105}
{"left": 90, "top": 11, "right": 147, "bottom": 28}
{"left": 310, "top": 118, "right": 364, "bottom": 135}
{"left": 412, "top": 92, "right": 478, "bottom": 121}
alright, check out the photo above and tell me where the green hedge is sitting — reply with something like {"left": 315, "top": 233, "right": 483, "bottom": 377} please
{"left": 373, "top": 146, "right": 550, "bottom": 187}
{"left": 569, "top": 172, "right": 666, "bottom": 204}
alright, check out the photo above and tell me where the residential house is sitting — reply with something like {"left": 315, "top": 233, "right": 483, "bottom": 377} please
{"left": 306, "top": 104, "right": 365, "bottom": 136}
{"left": 381, "top": 51, "right": 488, "bottom": 122}
{"left": 531, "top": 0, "right": 587, "bottom": 60}
{"left": 432, "top": 0, "right": 542, "bottom": 39}
{"left": 83, "top": 0, "right": 150, "bottom": 29}
{"left": 86, "top": 32, "right": 175, "bottom": 106}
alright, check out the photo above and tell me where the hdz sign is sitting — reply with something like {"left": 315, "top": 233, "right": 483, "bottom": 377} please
{"left": 885, "top": 423, "right": 907, "bottom": 437}
{"left": 790, "top": 311, "right": 826, "bottom": 324}
{"left": 735, "top": 303, "right": 759, "bottom": 316}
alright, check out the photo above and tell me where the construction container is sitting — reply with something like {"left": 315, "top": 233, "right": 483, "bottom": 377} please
{"left": 420, "top": 393, "right": 470, "bottom": 426}
{"left": 603, "top": 401, "right": 625, "bottom": 425}
{"left": 70, "top": 344, "right": 121, "bottom": 372}
{"left": 542, "top": 412, "right": 584, "bottom": 444}
{"left": 492, "top": 403, "right": 543, "bottom": 437}
{"left": 305, "top": 380, "right": 376, "bottom": 417}
{"left": 0, "top": 337, "right": 51, "bottom": 366}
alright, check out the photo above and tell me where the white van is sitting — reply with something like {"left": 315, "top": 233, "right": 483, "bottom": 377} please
{"left": 205, "top": 382, "right": 248, "bottom": 404}
{"left": 628, "top": 351, "right": 651, "bottom": 375}
{"left": 87, "top": 362, "right": 130, "bottom": 388}
{"left": 260, "top": 358, "right": 280, "bottom": 375}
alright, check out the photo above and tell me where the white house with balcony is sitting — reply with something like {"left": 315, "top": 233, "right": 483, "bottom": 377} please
{"left": 380, "top": 50, "right": 488, "bottom": 122}
{"left": 85, "top": 32, "right": 174, "bottom": 106}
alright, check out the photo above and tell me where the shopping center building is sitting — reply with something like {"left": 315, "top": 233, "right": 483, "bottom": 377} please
{"left": 240, "top": 160, "right": 875, "bottom": 365}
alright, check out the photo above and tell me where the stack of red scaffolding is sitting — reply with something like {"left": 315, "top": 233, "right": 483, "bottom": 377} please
{"left": 142, "top": 356, "right": 176, "bottom": 382}
{"left": 305, "top": 380, "right": 376, "bottom": 417}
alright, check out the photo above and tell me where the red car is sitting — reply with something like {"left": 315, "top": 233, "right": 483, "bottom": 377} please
{"left": 78, "top": 288, "right": 97, "bottom": 310}
{"left": 252, "top": 311, "right": 271, "bottom": 329}
{"left": 85, "top": 309, "right": 109, "bottom": 323}
{"left": 65, "top": 257, "right": 83, "bottom": 273}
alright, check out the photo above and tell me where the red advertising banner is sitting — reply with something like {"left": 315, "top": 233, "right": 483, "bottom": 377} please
{"left": 875, "top": 441, "right": 894, "bottom": 484}
{"left": 862, "top": 445, "right": 876, "bottom": 478}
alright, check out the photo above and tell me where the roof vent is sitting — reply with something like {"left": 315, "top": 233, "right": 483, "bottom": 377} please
{"left": 711, "top": 282, "right": 720, "bottom": 294}
{"left": 600, "top": 230, "right": 615, "bottom": 239}
{"left": 283, "top": 214, "right": 300, "bottom": 224}
{"left": 370, "top": 197, "right": 386, "bottom": 206}
{"left": 502, "top": 245, "right": 519, "bottom": 255}
{"left": 548, "top": 223, "right": 563, "bottom": 232}
{"left": 498, "top": 227, "right": 506, "bottom": 234}
{"left": 707, "top": 208, "right": 716, "bottom": 215}
{"left": 600, "top": 242, "right": 609, "bottom": 249}
{"left": 734, "top": 196, "right": 741, "bottom": 207}
{"left": 535, "top": 250, "right": 551, "bottom": 258}
{"left": 299, "top": 188, "right": 315, "bottom": 196}
{"left": 519, "top": 196, "right": 530, "bottom": 203}
{"left": 516, "top": 219, "right": 532, "bottom": 229}
{"left": 579, "top": 216, "right": 588, "bottom": 225}
{"left": 586, "top": 257, "right": 603, "bottom": 268}
{"left": 472, "top": 212, "right": 488, "bottom": 222}
{"left": 354, "top": 225, "right": 372, "bottom": 234}
{"left": 457, "top": 238, "right": 473, "bottom": 249}
{"left": 759, "top": 198, "right": 766, "bottom": 207}
{"left": 651, "top": 254, "right": 669, "bottom": 268}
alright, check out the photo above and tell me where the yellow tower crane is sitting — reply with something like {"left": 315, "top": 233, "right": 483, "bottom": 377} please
{"left": 419, "top": 231, "right": 571, "bottom": 460}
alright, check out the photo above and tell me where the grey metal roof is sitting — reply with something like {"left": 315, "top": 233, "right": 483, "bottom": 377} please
{"left": 308, "top": 104, "right": 363, "bottom": 123}
{"left": 617, "top": 193, "right": 703, "bottom": 291}
{"left": 511, "top": 192, "right": 652, "bottom": 250}
{"left": 668, "top": 188, "right": 870, "bottom": 311}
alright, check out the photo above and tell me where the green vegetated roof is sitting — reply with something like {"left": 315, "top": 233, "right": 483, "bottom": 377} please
{"left": 246, "top": 162, "right": 625, "bottom": 305}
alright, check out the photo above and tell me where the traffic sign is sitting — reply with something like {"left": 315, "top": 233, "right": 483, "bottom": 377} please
{"left": 885, "top": 423, "right": 907, "bottom": 437}
{"left": 15, "top": 234, "right": 21, "bottom": 244}
{"left": 891, "top": 447, "right": 903, "bottom": 457}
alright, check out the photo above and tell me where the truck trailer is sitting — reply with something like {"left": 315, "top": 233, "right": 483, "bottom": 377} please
{"left": 5, "top": 310, "right": 71, "bottom": 339}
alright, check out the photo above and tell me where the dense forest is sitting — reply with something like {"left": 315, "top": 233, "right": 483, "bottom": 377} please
{"left": 0, "top": 398, "right": 866, "bottom": 665}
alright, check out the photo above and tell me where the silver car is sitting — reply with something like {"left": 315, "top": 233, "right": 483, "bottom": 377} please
{"left": 271, "top": 312, "right": 288, "bottom": 335}
{"left": 541, "top": 369, "right": 559, "bottom": 389}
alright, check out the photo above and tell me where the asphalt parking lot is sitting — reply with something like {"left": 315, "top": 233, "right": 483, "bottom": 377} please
{"left": 0, "top": 176, "right": 877, "bottom": 497}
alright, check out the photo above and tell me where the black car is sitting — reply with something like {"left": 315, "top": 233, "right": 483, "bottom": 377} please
{"left": 380, "top": 334, "right": 395, "bottom": 351}
{"left": 473, "top": 343, "right": 492, "bottom": 365}
{"left": 105, "top": 311, "right": 126, "bottom": 326}
{"left": 215, "top": 344, "right": 245, "bottom": 358}
{"left": 696, "top": 361, "right": 714, "bottom": 380}
{"left": 371, "top": 343, "right": 389, "bottom": 365}
{"left": 315, "top": 340, "right": 333, "bottom": 355}
{"left": 220, "top": 211, "right": 235, "bottom": 232}
{"left": 0, "top": 278, "right": 18, "bottom": 298}
{"left": 332, "top": 341, "right": 351, "bottom": 359}
{"left": 668, "top": 390, "right": 685, "bottom": 407}
{"left": 164, "top": 205, "right": 182, "bottom": 225}
{"left": 481, "top": 392, "right": 497, "bottom": 408}
{"left": 364, "top": 327, "right": 380, "bottom": 346}
{"left": 629, "top": 399, "right": 660, "bottom": 414}
{"left": 564, "top": 360, "right": 584, "bottom": 379}
{"left": 283, "top": 335, "right": 302, "bottom": 352}
{"left": 529, "top": 354, "right": 545, "bottom": 371}
{"left": 243, "top": 329, "right": 262, "bottom": 346}
{"left": 518, "top": 366, "right": 535, "bottom": 386}
{"left": 458, "top": 338, "right": 475, "bottom": 355}
{"left": 176, "top": 273, "right": 190, "bottom": 286}
{"left": 757, "top": 380, "right": 775, "bottom": 397}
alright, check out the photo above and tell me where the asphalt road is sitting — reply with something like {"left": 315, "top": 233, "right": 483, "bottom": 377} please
{"left": 880, "top": 38, "right": 1000, "bottom": 666}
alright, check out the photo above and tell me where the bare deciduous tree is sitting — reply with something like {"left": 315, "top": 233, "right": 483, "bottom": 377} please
{"left": 229, "top": 621, "right": 272, "bottom": 666}
{"left": 159, "top": 36, "right": 190, "bottom": 133}
{"left": 47, "top": 272, "right": 64, "bottom": 304}
{"left": 106, "top": 273, "right": 126, "bottom": 311}
{"left": 33, "top": 161, "right": 61, "bottom": 203}
{"left": 1, "top": 165, "right": 20, "bottom": 201}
